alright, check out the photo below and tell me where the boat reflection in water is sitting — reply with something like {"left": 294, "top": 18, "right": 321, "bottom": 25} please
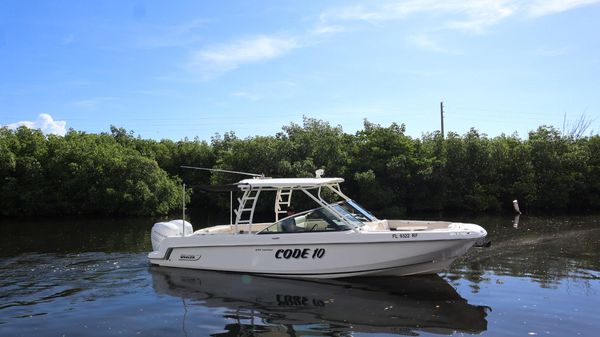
{"left": 150, "top": 267, "right": 489, "bottom": 336}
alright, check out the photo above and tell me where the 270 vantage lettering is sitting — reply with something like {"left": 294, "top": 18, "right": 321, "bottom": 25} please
{"left": 275, "top": 248, "right": 326, "bottom": 259}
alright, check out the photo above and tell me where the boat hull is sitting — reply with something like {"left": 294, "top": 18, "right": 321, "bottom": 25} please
{"left": 149, "top": 230, "right": 482, "bottom": 278}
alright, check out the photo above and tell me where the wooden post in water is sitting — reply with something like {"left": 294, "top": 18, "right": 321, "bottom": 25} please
{"left": 513, "top": 199, "right": 521, "bottom": 214}
{"left": 512, "top": 214, "right": 520, "bottom": 228}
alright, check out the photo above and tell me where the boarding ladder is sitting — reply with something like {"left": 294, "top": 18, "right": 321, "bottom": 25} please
{"left": 274, "top": 188, "right": 293, "bottom": 221}
{"left": 234, "top": 189, "right": 261, "bottom": 226}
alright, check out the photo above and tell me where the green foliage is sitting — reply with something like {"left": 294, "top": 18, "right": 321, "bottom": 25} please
{"left": 0, "top": 127, "right": 182, "bottom": 217}
{"left": 1, "top": 117, "right": 598, "bottom": 218}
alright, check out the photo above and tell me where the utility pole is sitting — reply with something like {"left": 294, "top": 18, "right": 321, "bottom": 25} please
{"left": 440, "top": 101, "right": 445, "bottom": 138}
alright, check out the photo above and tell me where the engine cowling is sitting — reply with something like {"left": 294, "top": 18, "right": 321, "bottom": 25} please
{"left": 151, "top": 219, "right": 193, "bottom": 251}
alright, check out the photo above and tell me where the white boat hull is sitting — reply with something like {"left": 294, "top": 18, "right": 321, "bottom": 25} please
{"left": 149, "top": 224, "right": 484, "bottom": 278}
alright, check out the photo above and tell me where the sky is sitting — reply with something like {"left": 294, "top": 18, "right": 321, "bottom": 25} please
{"left": 1, "top": 0, "right": 599, "bottom": 140}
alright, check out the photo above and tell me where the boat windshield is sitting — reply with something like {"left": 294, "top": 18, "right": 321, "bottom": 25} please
{"left": 259, "top": 201, "right": 373, "bottom": 234}
{"left": 341, "top": 199, "right": 378, "bottom": 222}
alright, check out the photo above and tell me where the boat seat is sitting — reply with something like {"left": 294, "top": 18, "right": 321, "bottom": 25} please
{"left": 394, "top": 226, "right": 428, "bottom": 231}
{"left": 281, "top": 219, "right": 298, "bottom": 232}
{"left": 363, "top": 220, "right": 389, "bottom": 231}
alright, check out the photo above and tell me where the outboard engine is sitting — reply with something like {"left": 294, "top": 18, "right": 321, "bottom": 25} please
{"left": 151, "top": 219, "right": 193, "bottom": 251}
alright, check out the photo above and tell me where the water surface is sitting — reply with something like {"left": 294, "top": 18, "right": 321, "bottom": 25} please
{"left": 1, "top": 215, "right": 599, "bottom": 336}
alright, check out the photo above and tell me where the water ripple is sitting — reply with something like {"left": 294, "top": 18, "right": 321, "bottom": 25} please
{"left": 0, "top": 251, "right": 149, "bottom": 324}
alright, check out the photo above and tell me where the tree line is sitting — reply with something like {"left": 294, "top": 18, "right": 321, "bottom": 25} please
{"left": 1, "top": 118, "right": 598, "bottom": 218}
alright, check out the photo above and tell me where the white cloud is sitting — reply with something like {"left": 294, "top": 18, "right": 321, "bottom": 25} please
{"left": 408, "top": 34, "right": 459, "bottom": 53}
{"left": 172, "top": 0, "right": 597, "bottom": 77}
{"left": 445, "top": 1, "right": 516, "bottom": 33}
{"left": 321, "top": 0, "right": 517, "bottom": 33}
{"left": 187, "top": 35, "right": 299, "bottom": 76}
{"left": 527, "top": 0, "right": 600, "bottom": 17}
{"left": 310, "top": 25, "right": 347, "bottom": 35}
{"left": 320, "top": 0, "right": 599, "bottom": 33}
{"left": 5, "top": 113, "right": 67, "bottom": 136}
{"left": 230, "top": 91, "right": 260, "bottom": 101}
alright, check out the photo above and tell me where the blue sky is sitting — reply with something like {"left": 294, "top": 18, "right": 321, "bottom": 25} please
{"left": 1, "top": 0, "right": 599, "bottom": 140}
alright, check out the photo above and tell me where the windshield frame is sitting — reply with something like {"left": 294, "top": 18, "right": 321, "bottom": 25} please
{"left": 344, "top": 199, "right": 378, "bottom": 222}
{"left": 257, "top": 200, "right": 375, "bottom": 234}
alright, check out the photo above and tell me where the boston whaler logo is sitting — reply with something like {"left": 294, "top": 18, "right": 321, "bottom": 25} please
{"left": 179, "top": 254, "right": 201, "bottom": 261}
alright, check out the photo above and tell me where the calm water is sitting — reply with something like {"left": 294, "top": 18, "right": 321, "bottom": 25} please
{"left": 1, "top": 215, "right": 599, "bottom": 337}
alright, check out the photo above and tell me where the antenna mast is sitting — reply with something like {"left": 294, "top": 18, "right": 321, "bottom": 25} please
{"left": 180, "top": 166, "right": 263, "bottom": 178}
{"left": 182, "top": 183, "right": 186, "bottom": 237}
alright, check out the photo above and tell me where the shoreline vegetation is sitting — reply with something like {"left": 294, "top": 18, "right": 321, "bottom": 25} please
{"left": 1, "top": 118, "right": 598, "bottom": 218}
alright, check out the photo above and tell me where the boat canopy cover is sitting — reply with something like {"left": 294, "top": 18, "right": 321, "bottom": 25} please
{"left": 237, "top": 177, "right": 344, "bottom": 189}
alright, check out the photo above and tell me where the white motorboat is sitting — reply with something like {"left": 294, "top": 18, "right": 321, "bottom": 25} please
{"left": 149, "top": 172, "right": 488, "bottom": 278}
